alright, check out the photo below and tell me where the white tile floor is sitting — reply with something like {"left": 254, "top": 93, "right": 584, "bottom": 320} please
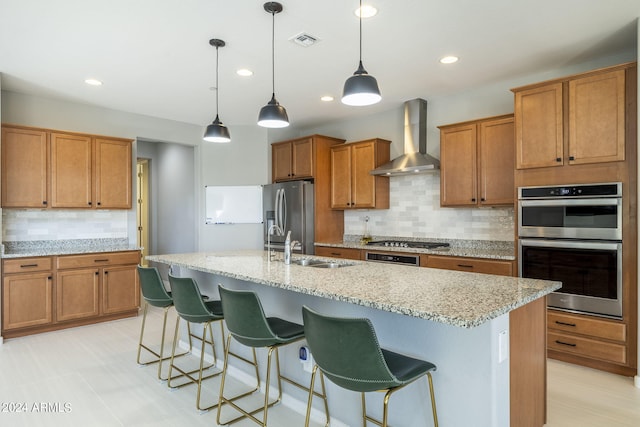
{"left": 0, "top": 306, "right": 639, "bottom": 426}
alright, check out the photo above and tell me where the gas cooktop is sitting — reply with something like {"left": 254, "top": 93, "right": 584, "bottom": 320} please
{"left": 366, "top": 240, "right": 450, "bottom": 249}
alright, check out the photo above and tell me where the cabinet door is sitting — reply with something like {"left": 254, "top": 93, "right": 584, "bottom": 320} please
{"left": 102, "top": 265, "right": 139, "bottom": 314}
{"left": 50, "top": 133, "right": 93, "bottom": 208}
{"left": 291, "top": 138, "right": 314, "bottom": 179}
{"left": 1, "top": 127, "right": 48, "bottom": 208}
{"left": 569, "top": 69, "right": 625, "bottom": 165}
{"left": 514, "top": 82, "right": 564, "bottom": 169}
{"left": 351, "top": 141, "right": 378, "bottom": 208}
{"left": 95, "top": 138, "right": 132, "bottom": 209}
{"left": 2, "top": 272, "right": 53, "bottom": 330}
{"left": 56, "top": 269, "right": 100, "bottom": 321}
{"left": 330, "top": 145, "right": 352, "bottom": 208}
{"left": 478, "top": 117, "right": 515, "bottom": 205}
{"left": 272, "top": 142, "right": 293, "bottom": 182}
{"left": 440, "top": 124, "right": 477, "bottom": 206}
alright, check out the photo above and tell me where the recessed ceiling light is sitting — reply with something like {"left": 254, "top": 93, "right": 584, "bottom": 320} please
{"left": 237, "top": 68, "right": 253, "bottom": 77}
{"left": 355, "top": 4, "right": 377, "bottom": 18}
{"left": 321, "top": 95, "right": 334, "bottom": 102}
{"left": 440, "top": 56, "right": 459, "bottom": 64}
{"left": 84, "top": 78, "right": 103, "bottom": 86}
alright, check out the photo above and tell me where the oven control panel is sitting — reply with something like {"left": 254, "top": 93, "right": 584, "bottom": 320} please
{"left": 519, "top": 182, "right": 621, "bottom": 199}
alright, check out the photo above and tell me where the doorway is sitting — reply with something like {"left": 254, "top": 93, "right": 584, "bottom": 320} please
{"left": 136, "top": 159, "right": 150, "bottom": 266}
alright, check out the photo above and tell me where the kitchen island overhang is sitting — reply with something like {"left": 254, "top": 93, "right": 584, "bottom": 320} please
{"left": 147, "top": 250, "right": 560, "bottom": 427}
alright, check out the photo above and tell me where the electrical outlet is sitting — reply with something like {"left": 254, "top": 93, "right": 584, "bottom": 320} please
{"left": 498, "top": 330, "right": 508, "bottom": 363}
{"left": 299, "top": 346, "right": 314, "bottom": 373}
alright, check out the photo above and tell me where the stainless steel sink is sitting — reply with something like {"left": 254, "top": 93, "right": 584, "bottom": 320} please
{"left": 294, "top": 259, "right": 354, "bottom": 268}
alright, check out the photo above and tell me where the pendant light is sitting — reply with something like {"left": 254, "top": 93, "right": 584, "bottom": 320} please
{"left": 203, "top": 38, "right": 231, "bottom": 143}
{"left": 342, "top": 0, "right": 381, "bottom": 106}
{"left": 258, "top": 2, "right": 289, "bottom": 128}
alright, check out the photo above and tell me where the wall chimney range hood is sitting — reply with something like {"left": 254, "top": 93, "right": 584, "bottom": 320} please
{"left": 370, "top": 98, "right": 440, "bottom": 176}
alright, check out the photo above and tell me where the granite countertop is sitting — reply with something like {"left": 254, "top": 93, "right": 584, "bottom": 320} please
{"left": 146, "top": 250, "right": 559, "bottom": 329}
{"left": 315, "top": 236, "right": 516, "bottom": 260}
{"left": 1, "top": 238, "right": 141, "bottom": 258}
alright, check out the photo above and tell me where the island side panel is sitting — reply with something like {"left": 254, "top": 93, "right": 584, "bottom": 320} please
{"left": 510, "top": 296, "right": 547, "bottom": 426}
{"left": 175, "top": 266, "right": 511, "bottom": 427}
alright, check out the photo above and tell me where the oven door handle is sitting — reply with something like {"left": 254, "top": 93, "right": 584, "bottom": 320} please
{"left": 519, "top": 239, "right": 621, "bottom": 251}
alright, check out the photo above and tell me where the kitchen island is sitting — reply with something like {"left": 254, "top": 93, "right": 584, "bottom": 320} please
{"left": 147, "top": 250, "right": 560, "bottom": 427}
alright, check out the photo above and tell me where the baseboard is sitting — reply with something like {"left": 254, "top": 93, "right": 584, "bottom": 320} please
{"left": 635, "top": 375, "right": 640, "bottom": 388}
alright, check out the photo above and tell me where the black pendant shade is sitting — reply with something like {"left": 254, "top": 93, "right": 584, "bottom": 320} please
{"left": 342, "top": 60, "right": 381, "bottom": 106}
{"left": 258, "top": 2, "right": 289, "bottom": 128}
{"left": 203, "top": 38, "right": 231, "bottom": 143}
{"left": 341, "top": 0, "right": 381, "bottom": 106}
{"left": 204, "top": 114, "right": 231, "bottom": 142}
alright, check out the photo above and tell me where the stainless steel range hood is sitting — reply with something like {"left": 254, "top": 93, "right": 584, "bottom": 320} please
{"left": 370, "top": 98, "right": 440, "bottom": 176}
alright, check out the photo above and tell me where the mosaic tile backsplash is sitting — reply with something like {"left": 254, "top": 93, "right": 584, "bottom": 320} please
{"left": 2, "top": 209, "right": 128, "bottom": 241}
{"left": 344, "top": 173, "right": 514, "bottom": 241}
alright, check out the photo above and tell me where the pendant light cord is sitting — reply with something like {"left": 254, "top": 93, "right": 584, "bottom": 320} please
{"left": 359, "top": 0, "right": 362, "bottom": 63}
{"left": 215, "top": 45, "right": 220, "bottom": 116}
{"left": 271, "top": 8, "right": 276, "bottom": 96}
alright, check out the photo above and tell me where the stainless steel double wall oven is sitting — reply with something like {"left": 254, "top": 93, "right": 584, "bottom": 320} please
{"left": 518, "top": 182, "right": 623, "bottom": 318}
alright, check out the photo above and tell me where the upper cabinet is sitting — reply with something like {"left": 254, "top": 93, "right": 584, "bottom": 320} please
{"left": 439, "top": 115, "right": 515, "bottom": 207}
{"left": 330, "top": 138, "right": 391, "bottom": 210}
{"left": 513, "top": 63, "right": 631, "bottom": 170}
{"left": 1, "top": 125, "right": 133, "bottom": 209}
{"left": 1, "top": 127, "right": 49, "bottom": 208}
{"left": 272, "top": 137, "right": 314, "bottom": 182}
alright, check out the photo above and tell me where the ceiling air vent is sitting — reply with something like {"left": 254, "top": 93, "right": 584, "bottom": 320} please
{"left": 289, "top": 32, "right": 319, "bottom": 47}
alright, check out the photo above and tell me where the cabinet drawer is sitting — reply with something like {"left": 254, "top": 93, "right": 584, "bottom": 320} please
{"left": 314, "top": 246, "right": 361, "bottom": 260}
{"left": 548, "top": 331, "right": 626, "bottom": 365}
{"left": 548, "top": 311, "right": 626, "bottom": 342}
{"left": 3, "top": 257, "right": 53, "bottom": 274}
{"left": 425, "top": 255, "right": 513, "bottom": 276}
{"left": 57, "top": 251, "right": 140, "bottom": 270}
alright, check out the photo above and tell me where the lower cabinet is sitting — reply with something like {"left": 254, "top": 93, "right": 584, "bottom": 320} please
{"left": 1, "top": 251, "right": 140, "bottom": 338}
{"left": 424, "top": 255, "right": 515, "bottom": 276}
{"left": 2, "top": 257, "right": 54, "bottom": 330}
{"left": 547, "top": 309, "right": 629, "bottom": 368}
{"left": 314, "top": 246, "right": 362, "bottom": 260}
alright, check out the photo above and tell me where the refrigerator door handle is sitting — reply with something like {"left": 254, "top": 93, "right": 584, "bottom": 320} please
{"left": 281, "top": 188, "right": 287, "bottom": 232}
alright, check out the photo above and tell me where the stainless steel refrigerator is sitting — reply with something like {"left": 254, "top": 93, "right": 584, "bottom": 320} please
{"left": 263, "top": 180, "right": 314, "bottom": 254}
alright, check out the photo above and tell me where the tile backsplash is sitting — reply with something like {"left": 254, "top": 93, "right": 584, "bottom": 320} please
{"left": 2, "top": 209, "right": 128, "bottom": 241}
{"left": 344, "top": 173, "right": 514, "bottom": 241}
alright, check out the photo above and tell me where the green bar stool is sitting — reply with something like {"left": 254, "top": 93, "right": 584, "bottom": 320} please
{"left": 166, "top": 274, "right": 227, "bottom": 411}
{"left": 217, "top": 286, "right": 329, "bottom": 427}
{"left": 136, "top": 265, "right": 194, "bottom": 380}
{"left": 302, "top": 306, "right": 439, "bottom": 427}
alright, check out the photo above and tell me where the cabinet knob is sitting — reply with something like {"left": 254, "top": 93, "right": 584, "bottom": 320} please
{"left": 471, "top": 198, "right": 476, "bottom": 202}
{"left": 97, "top": 202, "right": 101, "bottom": 206}
{"left": 480, "top": 198, "right": 485, "bottom": 202}
{"left": 88, "top": 201, "right": 92, "bottom": 206}
{"left": 42, "top": 201, "right": 47, "bottom": 205}
{"left": 556, "top": 158, "right": 562, "bottom": 162}
{"left": 569, "top": 156, "right": 575, "bottom": 161}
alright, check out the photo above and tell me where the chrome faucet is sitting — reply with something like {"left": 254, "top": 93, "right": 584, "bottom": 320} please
{"left": 267, "top": 224, "right": 284, "bottom": 261}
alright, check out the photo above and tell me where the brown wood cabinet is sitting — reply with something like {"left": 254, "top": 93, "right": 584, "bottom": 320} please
{"left": 514, "top": 62, "right": 637, "bottom": 376}
{"left": 272, "top": 137, "right": 314, "bottom": 182}
{"left": 314, "top": 246, "right": 362, "bottom": 260}
{"left": 271, "top": 135, "right": 346, "bottom": 245}
{"left": 1, "top": 250, "right": 140, "bottom": 339}
{"left": 547, "top": 309, "right": 629, "bottom": 367}
{"left": 330, "top": 138, "right": 391, "bottom": 209}
{"left": 57, "top": 251, "right": 140, "bottom": 316}
{"left": 1, "top": 127, "right": 49, "bottom": 208}
{"left": 513, "top": 64, "right": 629, "bottom": 170}
{"left": 439, "top": 114, "right": 514, "bottom": 207}
{"left": 1, "top": 124, "right": 133, "bottom": 209}
{"left": 424, "top": 255, "right": 514, "bottom": 276}
{"left": 2, "top": 257, "right": 54, "bottom": 331}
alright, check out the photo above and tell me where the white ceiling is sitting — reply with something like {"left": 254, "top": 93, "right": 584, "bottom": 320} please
{"left": 0, "top": 0, "right": 638, "bottom": 130}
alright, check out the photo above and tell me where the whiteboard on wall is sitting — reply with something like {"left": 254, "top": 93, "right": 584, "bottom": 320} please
{"left": 205, "top": 185, "right": 263, "bottom": 224}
